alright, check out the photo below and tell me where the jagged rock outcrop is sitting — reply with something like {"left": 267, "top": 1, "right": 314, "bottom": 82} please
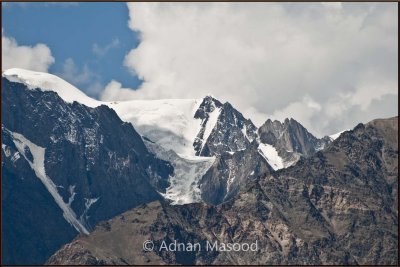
{"left": 258, "top": 118, "right": 331, "bottom": 166}
{"left": 194, "top": 96, "right": 258, "bottom": 157}
{"left": 192, "top": 96, "right": 271, "bottom": 204}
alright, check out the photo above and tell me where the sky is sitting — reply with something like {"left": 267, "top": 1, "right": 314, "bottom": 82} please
{"left": 2, "top": 2, "right": 398, "bottom": 137}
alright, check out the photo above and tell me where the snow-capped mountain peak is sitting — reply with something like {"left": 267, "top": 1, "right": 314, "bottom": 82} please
{"left": 109, "top": 98, "right": 204, "bottom": 156}
{"left": 2, "top": 68, "right": 333, "bottom": 204}
{"left": 3, "top": 68, "right": 101, "bottom": 108}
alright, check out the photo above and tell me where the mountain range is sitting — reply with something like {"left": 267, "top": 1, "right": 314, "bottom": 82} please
{"left": 1, "top": 68, "right": 398, "bottom": 265}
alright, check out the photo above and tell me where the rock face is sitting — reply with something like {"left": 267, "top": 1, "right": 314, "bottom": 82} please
{"left": 1, "top": 78, "right": 173, "bottom": 264}
{"left": 192, "top": 96, "right": 272, "bottom": 204}
{"left": 194, "top": 96, "right": 258, "bottom": 157}
{"left": 200, "top": 142, "right": 273, "bottom": 205}
{"left": 258, "top": 118, "right": 331, "bottom": 166}
{"left": 48, "top": 117, "right": 398, "bottom": 265}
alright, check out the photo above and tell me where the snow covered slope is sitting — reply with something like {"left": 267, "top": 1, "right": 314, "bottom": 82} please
{"left": 144, "top": 140, "right": 215, "bottom": 204}
{"left": 258, "top": 143, "right": 284, "bottom": 170}
{"left": 3, "top": 68, "right": 101, "bottom": 108}
{"left": 3, "top": 68, "right": 207, "bottom": 156}
{"left": 2, "top": 68, "right": 305, "bottom": 168}
{"left": 109, "top": 99, "right": 204, "bottom": 156}
{"left": 9, "top": 130, "right": 89, "bottom": 234}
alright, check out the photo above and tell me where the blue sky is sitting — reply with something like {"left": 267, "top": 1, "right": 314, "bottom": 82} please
{"left": 2, "top": 2, "right": 142, "bottom": 97}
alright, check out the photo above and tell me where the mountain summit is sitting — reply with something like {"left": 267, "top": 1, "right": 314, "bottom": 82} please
{"left": 258, "top": 118, "right": 332, "bottom": 167}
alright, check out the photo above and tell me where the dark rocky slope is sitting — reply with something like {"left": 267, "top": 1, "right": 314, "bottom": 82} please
{"left": 47, "top": 117, "right": 398, "bottom": 265}
{"left": 1, "top": 78, "right": 173, "bottom": 264}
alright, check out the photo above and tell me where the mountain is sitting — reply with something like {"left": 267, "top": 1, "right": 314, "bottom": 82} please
{"left": 1, "top": 68, "right": 338, "bottom": 209}
{"left": 193, "top": 96, "right": 258, "bottom": 157}
{"left": 258, "top": 118, "right": 332, "bottom": 168}
{"left": 1, "top": 75, "right": 173, "bottom": 264}
{"left": 2, "top": 68, "right": 363, "bottom": 265}
{"left": 200, "top": 141, "right": 273, "bottom": 205}
{"left": 2, "top": 69, "right": 333, "bottom": 206}
{"left": 47, "top": 116, "right": 398, "bottom": 265}
{"left": 2, "top": 69, "right": 274, "bottom": 206}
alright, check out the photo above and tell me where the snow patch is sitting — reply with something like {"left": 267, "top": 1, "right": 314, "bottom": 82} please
{"left": 9, "top": 130, "right": 89, "bottom": 234}
{"left": 226, "top": 160, "right": 236, "bottom": 193}
{"left": 241, "top": 126, "right": 249, "bottom": 141}
{"left": 79, "top": 197, "right": 100, "bottom": 230}
{"left": 258, "top": 143, "right": 284, "bottom": 170}
{"left": 85, "top": 197, "right": 99, "bottom": 210}
{"left": 329, "top": 129, "right": 348, "bottom": 140}
{"left": 200, "top": 106, "right": 221, "bottom": 152}
{"left": 67, "top": 185, "right": 76, "bottom": 206}
{"left": 11, "top": 152, "right": 20, "bottom": 163}
{"left": 2, "top": 144, "right": 11, "bottom": 157}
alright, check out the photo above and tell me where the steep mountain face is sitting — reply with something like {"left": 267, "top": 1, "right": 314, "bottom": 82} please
{"left": 2, "top": 128, "right": 79, "bottom": 265}
{"left": 109, "top": 95, "right": 268, "bottom": 205}
{"left": 1, "top": 77, "right": 173, "bottom": 264}
{"left": 48, "top": 117, "right": 398, "bottom": 265}
{"left": 194, "top": 96, "right": 258, "bottom": 157}
{"left": 192, "top": 96, "right": 269, "bottom": 204}
{"left": 200, "top": 141, "right": 273, "bottom": 205}
{"left": 108, "top": 93, "right": 273, "bottom": 206}
{"left": 258, "top": 118, "right": 332, "bottom": 167}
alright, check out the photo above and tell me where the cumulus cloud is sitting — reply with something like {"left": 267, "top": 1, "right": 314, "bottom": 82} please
{"left": 113, "top": 3, "right": 397, "bottom": 136}
{"left": 101, "top": 80, "right": 138, "bottom": 101}
{"left": 58, "top": 58, "right": 94, "bottom": 85}
{"left": 56, "top": 58, "right": 104, "bottom": 97}
{"left": 2, "top": 31, "right": 55, "bottom": 72}
{"left": 269, "top": 96, "right": 322, "bottom": 130}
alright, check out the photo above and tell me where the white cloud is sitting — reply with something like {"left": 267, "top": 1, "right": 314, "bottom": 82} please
{"left": 115, "top": 3, "right": 397, "bottom": 136}
{"left": 58, "top": 58, "right": 93, "bottom": 85}
{"left": 92, "top": 38, "right": 120, "bottom": 57}
{"left": 101, "top": 80, "right": 138, "bottom": 101}
{"left": 267, "top": 96, "right": 322, "bottom": 133}
{"left": 2, "top": 31, "right": 54, "bottom": 72}
{"left": 321, "top": 2, "right": 342, "bottom": 10}
{"left": 57, "top": 58, "right": 104, "bottom": 98}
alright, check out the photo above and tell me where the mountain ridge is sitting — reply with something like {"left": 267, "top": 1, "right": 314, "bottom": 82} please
{"left": 46, "top": 116, "right": 398, "bottom": 265}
